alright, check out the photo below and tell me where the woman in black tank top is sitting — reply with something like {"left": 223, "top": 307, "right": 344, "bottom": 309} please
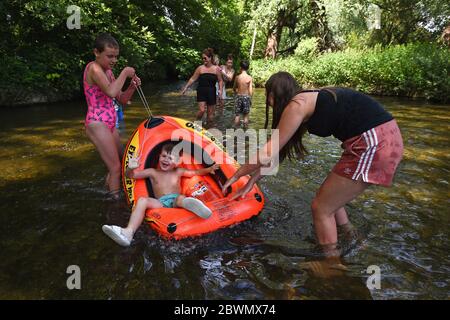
{"left": 222, "top": 71, "right": 404, "bottom": 263}
{"left": 181, "top": 48, "right": 223, "bottom": 127}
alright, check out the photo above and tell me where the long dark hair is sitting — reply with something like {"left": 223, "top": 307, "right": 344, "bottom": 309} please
{"left": 264, "top": 72, "right": 307, "bottom": 163}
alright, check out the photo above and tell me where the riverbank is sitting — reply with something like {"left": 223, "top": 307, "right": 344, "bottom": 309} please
{"left": 2, "top": 42, "right": 449, "bottom": 107}
{"left": 250, "top": 43, "right": 450, "bottom": 103}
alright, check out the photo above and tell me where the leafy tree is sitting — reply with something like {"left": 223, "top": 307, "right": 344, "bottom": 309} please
{"left": 243, "top": 0, "right": 337, "bottom": 59}
{"left": 0, "top": 0, "right": 244, "bottom": 105}
{"left": 367, "top": 0, "right": 450, "bottom": 45}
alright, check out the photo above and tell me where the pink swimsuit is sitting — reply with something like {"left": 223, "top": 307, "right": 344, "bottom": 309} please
{"left": 83, "top": 62, "right": 116, "bottom": 131}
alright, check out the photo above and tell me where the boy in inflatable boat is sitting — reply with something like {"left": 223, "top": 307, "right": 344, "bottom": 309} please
{"left": 102, "top": 143, "right": 219, "bottom": 246}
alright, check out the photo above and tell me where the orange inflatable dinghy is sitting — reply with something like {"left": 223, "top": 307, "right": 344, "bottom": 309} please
{"left": 121, "top": 116, "right": 265, "bottom": 239}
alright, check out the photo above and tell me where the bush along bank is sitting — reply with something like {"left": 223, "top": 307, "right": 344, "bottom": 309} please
{"left": 0, "top": 50, "right": 163, "bottom": 107}
{"left": 250, "top": 43, "right": 450, "bottom": 103}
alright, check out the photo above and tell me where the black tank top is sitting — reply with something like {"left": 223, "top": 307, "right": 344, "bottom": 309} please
{"left": 305, "top": 88, "right": 393, "bottom": 141}
{"left": 197, "top": 73, "right": 217, "bottom": 88}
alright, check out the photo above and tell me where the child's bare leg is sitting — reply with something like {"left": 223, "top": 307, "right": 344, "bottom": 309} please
{"left": 113, "top": 128, "right": 124, "bottom": 160}
{"left": 175, "top": 195, "right": 212, "bottom": 219}
{"left": 234, "top": 115, "right": 240, "bottom": 128}
{"left": 243, "top": 113, "right": 249, "bottom": 129}
{"left": 105, "top": 172, "right": 110, "bottom": 188}
{"left": 174, "top": 195, "right": 186, "bottom": 208}
{"left": 86, "top": 122, "right": 121, "bottom": 193}
{"left": 102, "top": 197, "right": 162, "bottom": 246}
{"left": 123, "top": 197, "right": 163, "bottom": 238}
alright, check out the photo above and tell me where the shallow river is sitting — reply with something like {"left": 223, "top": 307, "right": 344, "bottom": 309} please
{"left": 0, "top": 82, "right": 449, "bottom": 299}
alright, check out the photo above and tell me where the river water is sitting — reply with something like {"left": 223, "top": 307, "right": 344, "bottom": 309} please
{"left": 0, "top": 82, "right": 449, "bottom": 299}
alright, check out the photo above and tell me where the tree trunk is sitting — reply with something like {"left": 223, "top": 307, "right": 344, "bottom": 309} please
{"left": 264, "top": 32, "right": 278, "bottom": 59}
{"left": 309, "top": 0, "right": 335, "bottom": 51}
{"left": 264, "top": 13, "right": 285, "bottom": 59}
{"left": 250, "top": 25, "right": 257, "bottom": 59}
{"left": 441, "top": 25, "right": 450, "bottom": 45}
{"left": 263, "top": 2, "right": 304, "bottom": 58}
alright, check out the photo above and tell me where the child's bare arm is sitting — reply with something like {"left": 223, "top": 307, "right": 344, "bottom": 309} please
{"left": 125, "top": 156, "right": 154, "bottom": 179}
{"left": 179, "top": 164, "right": 220, "bottom": 178}
{"left": 249, "top": 77, "right": 253, "bottom": 96}
{"left": 117, "top": 75, "right": 141, "bottom": 105}
{"left": 91, "top": 63, "right": 135, "bottom": 98}
{"left": 126, "top": 167, "right": 154, "bottom": 180}
{"left": 107, "top": 71, "right": 140, "bottom": 105}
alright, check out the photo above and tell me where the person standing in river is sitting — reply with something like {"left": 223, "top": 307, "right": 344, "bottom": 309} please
{"left": 233, "top": 60, "right": 253, "bottom": 129}
{"left": 181, "top": 48, "right": 224, "bottom": 128}
{"left": 217, "top": 54, "right": 235, "bottom": 114}
{"left": 222, "top": 71, "right": 404, "bottom": 257}
{"left": 83, "top": 33, "right": 141, "bottom": 199}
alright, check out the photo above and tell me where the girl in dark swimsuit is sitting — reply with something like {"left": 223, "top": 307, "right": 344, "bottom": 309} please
{"left": 181, "top": 48, "right": 224, "bottom": 127}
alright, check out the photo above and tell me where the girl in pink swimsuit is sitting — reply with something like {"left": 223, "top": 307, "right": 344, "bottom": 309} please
{"left": 84, "top": 63, "right": 116, "bottom": 131}
{"left": 83, "top": 33, "right": 141, "bottom": 198}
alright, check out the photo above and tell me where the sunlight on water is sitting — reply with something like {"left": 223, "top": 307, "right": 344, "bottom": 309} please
{"left": 0, "top": 82, "right": 448, "bottom": 299}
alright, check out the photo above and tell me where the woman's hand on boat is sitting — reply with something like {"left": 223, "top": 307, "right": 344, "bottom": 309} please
{"left": 222, "top": 176, "right": 237, "bottom": 195}
{"left": 223, "top": 164, "right": 260, "bottom": 191}
{"left": 128, "top": 156, "right": 140, "bottom": 169}
{"left": 226, "top": 169, "right": 262, "bottom": 200}
{"left": 230, "top": 179, "right": 256, "bottom": 200}
{"left": 209, "top": 163, "right": 220, "bottom": 173}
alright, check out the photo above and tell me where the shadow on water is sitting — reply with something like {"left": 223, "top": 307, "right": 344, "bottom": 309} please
{"left": 0, "top": 81, "right": 449, "bottom": 299}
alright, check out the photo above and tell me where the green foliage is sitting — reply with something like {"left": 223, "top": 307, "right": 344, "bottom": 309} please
{"left": 243, "top": 0, "right": 314, "bottom": 59}
{"left": 293, "top": 37, "right": 319, "bottom": 61}
{"left": 1, "top": 0, "right": 448, "bottom": 105}
{"left": 250, "top": 43, "right": 450, "bottom": 102}
{"left": 170, "top": 48, "right": 201, "bottom": 79}
{"left": 366, "top": 0, "right": 450, "bottom": 45}
{"left": 0, "top": 0, "right": 159, "bottom": 105}
{"left": 0, "top": 0, "right": 244, "bottom": 106}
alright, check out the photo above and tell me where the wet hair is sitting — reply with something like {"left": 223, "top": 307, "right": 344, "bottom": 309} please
{"left": 264, "top": 72, "right": 305, "bottom": 162}
{"left": 202, "top": 48, "right": 214, "bottom": 59}
{"left": 240, "top": 60, "right": 249, "bottom": 71}
{"left": 94, "top": 33, "right": 119, "bottom": 52}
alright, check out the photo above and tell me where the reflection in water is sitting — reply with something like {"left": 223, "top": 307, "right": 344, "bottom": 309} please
{"left": 0, "top": 82, "right": 449, "bottom": 299}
